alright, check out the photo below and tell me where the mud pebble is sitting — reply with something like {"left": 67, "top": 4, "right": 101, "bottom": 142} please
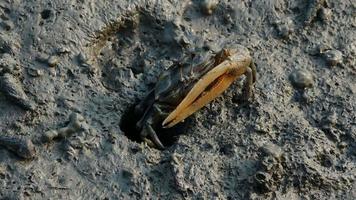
{"left": 27, "top": 67, "right": 44, "bottom": 77}
{"left": 78, "top": 52, "right": 91, "bottom": 67}
{"left": 47, "top": 55, "right": 59, "bottom": 67}
{"left": 318, "top": 7, "right": 332, "bottom": 22}
{"left": 275, "top": 18, "right": 294, "bottom": 39}
{"left": 200, "top": 0, "right": 219, "bottom": 15}
{"left": 323, "top": 49, "right": 343, "bottom": 66}
{"left": 57, "top": 113, "right": 85, "bottom": 136}
{"left": 42, "top": 113, "right": 85, "bottom": 142}
{"left": 42, "top": 130, "right": 59, "bottom": 142}
{"left": 259, "top": 143, "right": 283, "bottom": 159}
{"left": 57, "top": 46, "right": 71, "bottom": 54}
{"left": 289, "top": 69, "right": 314, "bottom": 89}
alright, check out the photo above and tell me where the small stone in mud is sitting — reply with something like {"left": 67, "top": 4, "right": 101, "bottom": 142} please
{"left": 275, "top": 18, "right": 294, "bottom": 39}
{"left": 259, "top": 143, "right": 283, "bottom": 159}
{"left": 47, "top": 55, "right": 59, "bottom": 67}
{"left": 42, "top": 113, "right": 86, "bottom": 143}
{"left": 77, "top": 52, "right": 91, "bottom": 68}
{"left": 57, "top": 46, "right": 71, "bottom": 55}
{"left": 42, "top": 130, "right": 59, "bottom": 142}
{"left": 289, "top": 69, "right": 314, "bottom": 89}
{"left": 27, "top": 67, "right": 44, "bottom": 77}
{"left": 318, "top": 7, "right": 332, "bottom": 22}
{"left": 200, "top": 0, "right": 219, "bottom": 15}
{"left": 61, "top": 113, "right": 85, "bottom": 133}
{"left": 323, "top": 49, "right": 343, "bottom": 66}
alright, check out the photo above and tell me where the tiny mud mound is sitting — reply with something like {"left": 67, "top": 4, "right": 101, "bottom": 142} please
{"left": 0, "top": 0, "right": 355, "bottom": 199}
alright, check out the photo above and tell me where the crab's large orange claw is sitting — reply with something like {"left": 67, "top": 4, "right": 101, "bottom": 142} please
{"left": 162, "top": 52, "right": 252, "bottom": 128}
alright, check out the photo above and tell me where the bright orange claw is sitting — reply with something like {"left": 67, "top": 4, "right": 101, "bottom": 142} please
{"left": 162, "top": 46, "right": 254, "bottom": 128}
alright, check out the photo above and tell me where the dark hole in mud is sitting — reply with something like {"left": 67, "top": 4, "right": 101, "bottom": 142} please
{"left": 41, "top": 9, "right": 52, "bottom": 19}
{"left": 120, "top": 104, "right": 190, "bottom": 149}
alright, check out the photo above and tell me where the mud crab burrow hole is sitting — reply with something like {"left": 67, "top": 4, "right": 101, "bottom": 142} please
{"left": 119, "top": 104, "right": 190, "bottom": 149}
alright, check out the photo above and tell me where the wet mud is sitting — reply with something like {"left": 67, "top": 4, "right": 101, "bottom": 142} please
{"left": 0, "top": 0, "right": 355, "bottom": 199}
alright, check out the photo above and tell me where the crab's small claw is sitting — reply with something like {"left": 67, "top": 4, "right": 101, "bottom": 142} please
{"left": 162, "top": 55, "right": 251, "bottom": 128}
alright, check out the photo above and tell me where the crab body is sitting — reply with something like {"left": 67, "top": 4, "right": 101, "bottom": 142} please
{"left": 134, "top": 45, "right": 256, "bottom": 148}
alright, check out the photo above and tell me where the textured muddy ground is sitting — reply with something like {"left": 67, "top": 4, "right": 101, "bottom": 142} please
{"left": 0, "top": 0, "right": 355, "bottom": 199}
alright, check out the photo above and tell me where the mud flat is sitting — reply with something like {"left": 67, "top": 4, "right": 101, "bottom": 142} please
{"left": 0, "top": 0, "right": 355, "bottom": 199}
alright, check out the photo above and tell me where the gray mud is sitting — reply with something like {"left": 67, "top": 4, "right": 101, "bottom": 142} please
{"left": 0, "top": 0, "right": 355, "bottom": 199}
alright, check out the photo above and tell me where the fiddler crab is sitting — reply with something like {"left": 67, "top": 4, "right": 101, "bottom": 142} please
{"left": 134, "top": 45, "right": 256, "bottom": 149}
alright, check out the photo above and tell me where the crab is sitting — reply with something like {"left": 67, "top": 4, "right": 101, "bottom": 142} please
{"left": 134, "top": 45, "right": 256, "bottom": 149}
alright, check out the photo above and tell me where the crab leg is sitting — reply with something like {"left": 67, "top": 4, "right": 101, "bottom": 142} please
{"left": 142, "top": 124, "right": 165, "bottom": 149}
{"left": 162, "top": 59, "right": 249, "bottom": 128}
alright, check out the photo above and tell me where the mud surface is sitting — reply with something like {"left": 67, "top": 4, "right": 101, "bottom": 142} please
{"left": 0, "top": 0, "right": 355, "bottom": 199}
